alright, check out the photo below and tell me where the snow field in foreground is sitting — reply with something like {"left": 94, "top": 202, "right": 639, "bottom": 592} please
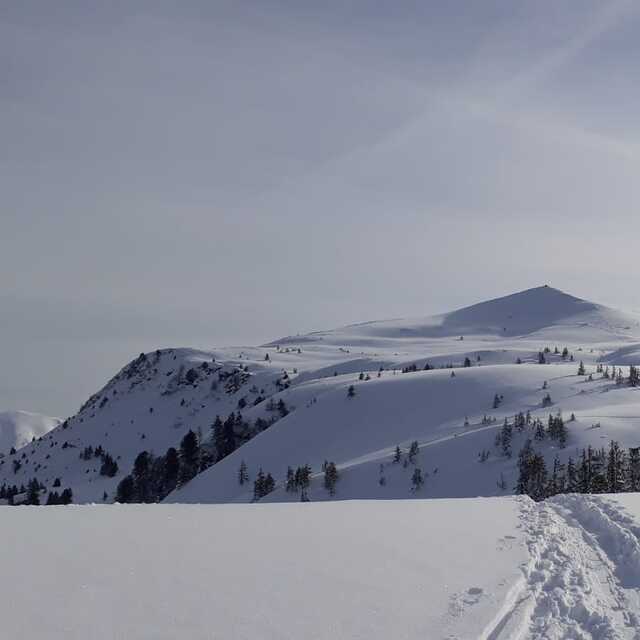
{"left": 0, "top": 498, "right": 525, "bottom": 640}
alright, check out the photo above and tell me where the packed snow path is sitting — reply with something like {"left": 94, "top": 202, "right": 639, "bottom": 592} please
{"left": 487, "top": 495, "right": 640, "bottom": 640}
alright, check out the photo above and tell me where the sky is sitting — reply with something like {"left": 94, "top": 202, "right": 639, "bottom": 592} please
{"left": 2, "top": 0, "right": 640, "bottom": 416}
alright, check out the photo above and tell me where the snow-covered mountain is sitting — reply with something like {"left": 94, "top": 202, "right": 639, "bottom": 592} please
{"left": 4, "top": 285, "right": 640, "bottom": 505}
{"left": 0, "top": 410, "right": 60, "bottom": 452}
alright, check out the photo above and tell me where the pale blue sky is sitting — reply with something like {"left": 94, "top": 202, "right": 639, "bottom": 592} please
{"left": 2, "top": 1, "right": 640, "bottom": 415}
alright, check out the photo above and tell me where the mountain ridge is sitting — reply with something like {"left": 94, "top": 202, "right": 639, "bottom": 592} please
{"left": 4, "top": 285, "right": 640, "bottom": 505}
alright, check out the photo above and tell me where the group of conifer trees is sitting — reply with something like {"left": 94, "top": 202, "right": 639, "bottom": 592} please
{"left": 0, "top": 479, "right": 73, "bottom": 505}
{"left": 516, "top": 440, "right": 640, "bottom": 501}
{"left": 493, "top": 411, "right": 569, "bottom": 459}
{"left": 116, "top": 403, "right": 290, "bottom": 503}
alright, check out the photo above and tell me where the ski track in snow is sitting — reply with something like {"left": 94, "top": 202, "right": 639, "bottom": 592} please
{"left": 484, "top": 495, "right": 640, "bottom": 640}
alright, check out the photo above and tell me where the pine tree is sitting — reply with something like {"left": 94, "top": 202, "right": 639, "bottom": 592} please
{"left": 277, "top": 399, "right": 289, "bottom": 417}
{"left": 528, "top": 454, "right": 548, "bottom": 501}
{"left": 606, "top": 441, "right": 626, "bottom": 493}
{"left": 162, "top": 447, "right": 180, "bottom": 497}
{"left": 100, "top": 454, "right": 118, "bottom": 477}
{"left": 263, "top": 473, "right": 275, "bottom": 496}
{"left": 323, "top": 462, "right": 339, "bottom": 496}
{"left": 408, "top": 441, "right": 419, "bottom": 463}
{"left": 178, "top": 430, "right": 200, "bottom": 486}
{"left": 546, "top": 456, "right": 565, "bottom": 497}
{"left": 253, "top": 469, "right": 266, "bottom": 501}
{"left": 116, "top": 475, "right": 135, "bottom": 503}
{"left": 411, "top": 468, "right": 424, "bottom": 491}
{"left": 347, "top": 385, "right": 356, "bottom": 398}
{"left": 516, "top": 440, "right": 534, "bottom": 495}
{"left": 133, "top": 451, "right": 153, "bottom": 502}
{"left": 393, "top": 446, "right": 402, "bottom": 464}
{"left": 27, "top": 478, "right": 40, "bottom": 505}
{"left": 285, "top": 466, "right": 296, "bottom": 492}
{"left": 627, "top": 447, "right": 640, "bottom": 492}
{"left": 238, "top": 460, "right": 249, "bottom": 485}
{"left": 500, "top": 419, "right": 513, "bottom": 458}
{"left": 566, "top": 457, "right": 579, "bottom": 493}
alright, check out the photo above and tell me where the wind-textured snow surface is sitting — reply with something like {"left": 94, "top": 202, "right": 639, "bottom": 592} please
{"left": 3, "top": 494, "right": 640, "bottom": 639}
{"left": 4, "top": 285, "right": 640, "bottom": 504}
{"left": 0, "top": 498, "right": 527, "bottom": 640}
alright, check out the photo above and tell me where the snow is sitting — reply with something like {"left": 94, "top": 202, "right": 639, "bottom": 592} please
{"left": 171, "top": 362, "right": 640, "bottom": 504}
{"left": 0, "top": 410, "right": 60, "bottom": 451}
{"left": 4, "top": 494, "right": 640, "bottom": 638}
{"left": 5, "top": 286, "right": 640, "bottom": 637}
{"left": 0, "top": 498, "right": 527, "bottom": 640}
{"left": 5, "top": 285, "right": 640, "bottom": 505}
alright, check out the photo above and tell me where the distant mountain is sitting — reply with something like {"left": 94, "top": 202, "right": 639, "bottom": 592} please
{"left": 0, "top": 410, "right": 60, "bottom": 452}
{"left": 271, "top": 285, "right": 640, "bottom": 343}
{"left": 5, "top": 286, "right": 640, "bottom": 505}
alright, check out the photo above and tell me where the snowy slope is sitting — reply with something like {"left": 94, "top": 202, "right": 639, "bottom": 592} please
{"left": 170, "top": 362, "right": 640, "bottom": 503}
{"left": 0, "top": 410, "right": 60, "bottom": 451}
{"left": 6, "top": 285, "right": 640, "bottom": 504}
{"left": 2, "top": 494, "right": 640, "bottom": 639}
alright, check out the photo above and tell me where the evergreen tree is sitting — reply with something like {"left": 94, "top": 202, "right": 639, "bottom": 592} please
{"left": 26, "top": 478, "right": 40, "bottom": 505}
{"left": 411, "top": 468, "right": 424, "bottom": 491}
{"left": 516, "top": 440, "right": 534, "bottom": 496}
{"left": 408, "top": 441, "right": 419, "bottom": 463}
{"left": 606, "top": 441, "right": 626, "bottom": 493}
{"left": 277, "top": 399, "right": 289, "bottom": 417}
{"left": 347, "top": 385, "right": 356, "bottom": 398}
{"left": 546, "top": 456, "right": 565, "bottom": 497}
{"left": 566, "top": 457, "right": 579, "bottom": 493}
{"left": 116, "top": 475, "right": 135, "bottom": 503}
{"left": 528, "top": 454, "right": 548, "bottom": 501}
{"left": 100, "top": 454, "right": 118, "bottom": 477}
{"left": 133, "top": 451, "right": 153, "bottom": 502}
{"left": 238, "top": 460, "right": 249, "bottom": 485}
{"left": 500, "top": 419, "right": 513, "bottom": 458}
{"left": 178, "top": 430, "right": 200, "bottom": 486}
{"left": 323, "top": 462, "right": 339, "bottom": 496}
{"left": 285, "top": 466, "right": 296, "bottom": 492}
{"left": 627, "top": 447, "right": 640, "bottom": 492}
{"left": 253, "top": 469, "right": 265, "bottom": 501}
{"left": 263, "top": 473, "right": 275, "bottom": 496}
{"left": 393, "top": 446, "right": 402, "bottom": 464}
{"left": 162, "top": 447, "right": 180, "bottom": 496}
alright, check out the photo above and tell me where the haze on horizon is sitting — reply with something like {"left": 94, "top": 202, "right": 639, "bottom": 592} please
{"left": 2, "top": 0, "right": 640, "bottom": 417}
